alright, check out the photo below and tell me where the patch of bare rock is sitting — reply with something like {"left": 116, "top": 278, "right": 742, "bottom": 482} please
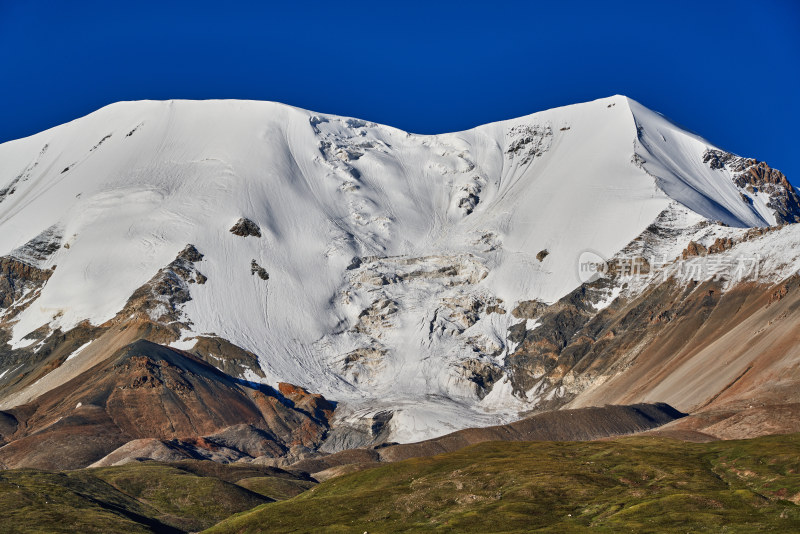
{"left": 229, "top": 217, "right": 261, "bottom": 238}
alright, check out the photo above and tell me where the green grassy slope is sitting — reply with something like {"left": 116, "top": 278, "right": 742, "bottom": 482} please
{"left": 206, "top": 434, "right": 800, "bottom": 533}
{"left": 2, "top": 434, "right": 799, "bottom": 533}
{"left": 0, "top": 460, "right": 315, "bottom": 533}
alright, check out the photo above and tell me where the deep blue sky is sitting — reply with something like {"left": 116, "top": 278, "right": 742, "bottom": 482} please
{"left": 2, "top": 1, "right": 798, "bottom": 182}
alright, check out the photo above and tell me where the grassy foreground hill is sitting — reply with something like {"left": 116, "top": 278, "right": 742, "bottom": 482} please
{"left": 206, "top": 434, "right": 800, "bottom": 533}
{"left": 1, "top": 434, "right": 799, "bottom": 533}
{"left": 0, "top": 460, "right": 315, "bottom": 533}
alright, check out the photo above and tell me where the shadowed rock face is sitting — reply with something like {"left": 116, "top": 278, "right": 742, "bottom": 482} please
{"left": 88, "top": 425, "right": 291, "bottom": 467}
{"left": 0, "top": 411, "right": 18, "bottom": 445}
{"left": 0, "top": 226, "right": 62, "bottom": 314}
{"left": 250, "top": 260, "right": 269, "bottom": 280}
{"left": 104, "top": 341, "right": 267, "bottom": 438}
{"left": 277, "top": 382, "right": 336, "bottom": 425}
{"left": 506, "top": 278, "right": 616, "bottom": 397}
{"left": 0, "top": 340, "right": 333, "bottom": 469}
{"left": 0, "top": 257, "right": 53, "bottom": 310}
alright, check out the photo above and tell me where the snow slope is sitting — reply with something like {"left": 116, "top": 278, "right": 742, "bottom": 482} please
{"left": 629, "top": 99, "right": 778, "bottom": 227}
{"left": 0, "top": 95, "right": 786, "bottom": 442}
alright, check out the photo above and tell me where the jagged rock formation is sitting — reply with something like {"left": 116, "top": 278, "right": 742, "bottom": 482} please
{"left": 0, "top": 258, "right": 53, "bottom": 311}
{"left": 505, "top": 123, "right": 553, "bottom": 164}
{"left": 229, "top": 218, "right": 261, "bottom": 238}
{"left": 0, "top": 226, "right": 61, "bottom": 314}
{"left": 703, "top": 148, "right": 800, "bottom": 224}
{"left": 121, "top": 244, "right": 207, "bottom": 330}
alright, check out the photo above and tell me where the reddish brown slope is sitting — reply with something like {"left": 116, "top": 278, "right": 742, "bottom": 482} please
{"left": 0, "top": 340, "right": 333, "bottom": 469}
{"left": 506, "top": 273, "right": 800, "bottom": 439}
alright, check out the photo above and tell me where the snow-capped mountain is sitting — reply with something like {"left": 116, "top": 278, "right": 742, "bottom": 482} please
{"left": 0, "top": 95, "right": 798, "bottom": 460}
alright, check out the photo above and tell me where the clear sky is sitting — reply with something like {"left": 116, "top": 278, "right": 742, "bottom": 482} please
{"left": 2, "top": 1, "right": 798, "bottom": 182}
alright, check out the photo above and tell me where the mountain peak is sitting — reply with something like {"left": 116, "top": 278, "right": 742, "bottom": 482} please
{"left": 0, "top": 95, "right": 795, "bottom": 447}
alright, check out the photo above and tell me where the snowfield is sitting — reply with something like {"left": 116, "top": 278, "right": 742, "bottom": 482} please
{"left": 0, "top": 95, "right": 791, "bottom": 442}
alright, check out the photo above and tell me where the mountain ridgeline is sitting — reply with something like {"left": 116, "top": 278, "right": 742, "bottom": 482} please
{"left": 0, "top": 95, "right": 798, "bottom": 470}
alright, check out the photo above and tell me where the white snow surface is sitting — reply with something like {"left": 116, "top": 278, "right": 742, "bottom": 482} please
{"left": 0, "top": 95, "right": 785, "bottom": 442}
{"left": 629, "top": 99, "right": 776, "bottom": 227}
{"left": 65, "top": 341, "right": 92, "bottom": 362}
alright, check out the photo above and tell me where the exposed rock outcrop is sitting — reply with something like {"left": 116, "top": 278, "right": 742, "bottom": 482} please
{"left": 505, "top": 123, "right": 553, "bottom": 164}
{"left": 0, "top": 226, "right": 62, "bottom": 317}
{"left": 505, "top": 266, "right": 800, "bottom": 441}
{"left": 186, "top": 335, "right": 265, "bottom": 379}
{"left": 703, "top": 148, "right": 800, "bottom": 224}
{"left": 229, "top": 217, "right": 262, "bottom": 238}
{"left": 250, "top": 260, "right": 269, "bottom": 280}
{"left": 459, "top": 359, "right": 503, "bottom": 399}
{"left": 0, "top": 258, "right": 53, "bottom": 311}
{"left": 121, "top": 245, "right": 206, "bottom": 330}
{"left": 681, "top": 240, "right": 708, "bottom": 259}
{"left": 511, "top": 299, "right": 547, "bottom": 319}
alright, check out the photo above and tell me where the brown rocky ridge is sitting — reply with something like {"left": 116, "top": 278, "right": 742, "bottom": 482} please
{"left": 0, "top": 339, "right": 333, "bottom": 469}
